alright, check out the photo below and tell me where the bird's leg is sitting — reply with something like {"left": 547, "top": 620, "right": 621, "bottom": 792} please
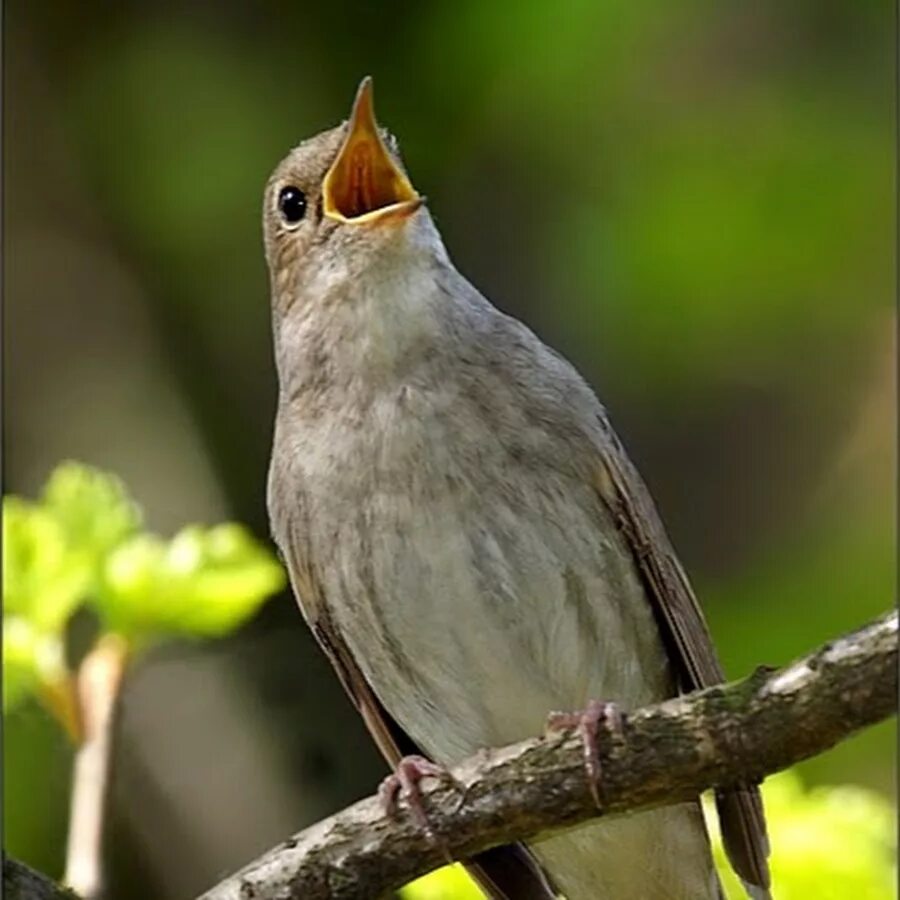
{"left": 378, "top": 754, "right": 449, "bottom": 838}
{"left": 546, "top": 700, "right": 624, "bottom": 807}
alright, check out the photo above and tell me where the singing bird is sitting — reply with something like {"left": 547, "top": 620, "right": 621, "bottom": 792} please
{"left": 265, "top": 78, "right": 770, "bottom": 899}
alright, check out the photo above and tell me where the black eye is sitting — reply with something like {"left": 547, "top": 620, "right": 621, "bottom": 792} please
{"left": 278, "top": 186, "right": 307, "bottom": 226}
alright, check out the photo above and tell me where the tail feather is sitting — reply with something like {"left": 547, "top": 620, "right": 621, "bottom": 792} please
{"left": 465, "top": 843, "right": 558, "bottom": 900}
{"left": 715, "top": 787, "right": 771, "bottom": 899}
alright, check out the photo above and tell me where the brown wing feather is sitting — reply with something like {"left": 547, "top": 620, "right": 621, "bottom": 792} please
{"left": 281, "top": 539, "right": 558, "bottom": 900}
{"left": 594, "top": 416, "right": 772, "bottom": 896}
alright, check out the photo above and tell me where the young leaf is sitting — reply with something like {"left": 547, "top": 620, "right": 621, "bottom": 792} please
{"left": 41, "top": 461, "right": 141, "bottom": 564}
{"left": 399, "top": 863, "right": 485, "bottom": 900}
{"left": 3, "top": 616, "right": 67, "bottom": 712}
{"left": 97, "top": 523, "right": 285, "bottom": 638}
{"left": 2, "top": 498, "right": 91, "bottom": 631}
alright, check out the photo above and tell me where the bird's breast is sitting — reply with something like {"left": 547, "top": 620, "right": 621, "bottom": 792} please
{"left": 284, "top": 379, "right": 670, "bottom": 763}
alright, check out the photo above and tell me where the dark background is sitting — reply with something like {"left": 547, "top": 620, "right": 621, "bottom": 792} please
{"left": 4, "top": 2, "right": 894, "bottom": 897}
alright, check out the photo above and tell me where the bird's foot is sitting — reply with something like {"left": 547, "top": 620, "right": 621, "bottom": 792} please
{"left": 546, "top": 700, "right": 625, "bottom": 807}
{"left": 379, "top": 754, "right": 449, "bottom": 839}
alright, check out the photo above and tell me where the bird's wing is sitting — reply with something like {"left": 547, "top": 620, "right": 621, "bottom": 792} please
{"left": 279, "top": 523, "right": 558, "bottom": 900}
{"left": 592, "top": 414, "right": 771, "bottom": 898}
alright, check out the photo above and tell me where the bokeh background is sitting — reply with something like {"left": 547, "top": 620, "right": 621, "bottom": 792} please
{"left": 4, "top": 1, "right": 895, "bottom": 897}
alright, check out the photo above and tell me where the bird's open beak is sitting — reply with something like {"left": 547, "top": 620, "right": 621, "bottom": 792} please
{"left": 322, "top": 77, "right": 423, "bottom": 225}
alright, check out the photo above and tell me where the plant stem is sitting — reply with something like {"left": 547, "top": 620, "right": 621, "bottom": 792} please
{"left": 63, "top": 634, "right": 129, "bottom": 900}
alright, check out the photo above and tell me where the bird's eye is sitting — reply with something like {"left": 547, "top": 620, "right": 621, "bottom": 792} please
{"left": 278, "top": 186, "right": 307, "bottom": 226}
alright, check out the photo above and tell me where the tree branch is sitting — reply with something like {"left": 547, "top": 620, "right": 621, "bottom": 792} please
{"left": 3, "top": 858, "right": 78, "bottom": 900}
{"left": 199, "top": 611, "right": 898, "bottom": 900}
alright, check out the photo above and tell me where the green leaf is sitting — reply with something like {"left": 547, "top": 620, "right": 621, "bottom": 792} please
{"left": 3, "top": 462, "right": 142, "bottom": 711}
{"left": 41, "top": 461, "right": 141, "bottom": 564}
{"left": 3, "top": 463, "right": 140, "bottom": 634}
{"left": 97, "top": 523, "right": 285, "bottom": 638}
{"left": 3, "top": 617, "right": 66, "bottom": 712}
{"left": 399, "top": 863, "right": 486, "bottom": 900}
{"left": 2, "top": 498, "right": 91, "bottom": 630}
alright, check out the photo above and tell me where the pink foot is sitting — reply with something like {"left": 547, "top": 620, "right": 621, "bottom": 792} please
{"left": 547, "top": 700, "right": 624, "bottom": 807}
{"left": 378, "top": 754, "right": 448, "bottom": 837}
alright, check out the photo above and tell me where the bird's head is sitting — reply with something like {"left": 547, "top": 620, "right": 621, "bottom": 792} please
{"left": 264, "top": 77, "right": 438, "bottom": 321}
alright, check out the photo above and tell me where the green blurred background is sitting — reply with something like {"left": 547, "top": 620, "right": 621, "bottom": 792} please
{"left": 4, "top": 1, "right": 894, "bottom": 897}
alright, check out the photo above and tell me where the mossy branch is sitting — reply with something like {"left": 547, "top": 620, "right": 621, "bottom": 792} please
{"left": 197, "top": 612, "right": 897, "bottom": 900}
{"left": 7, "top": 613, "right": 895, "bottom": 900}
{"left": 3, "top": 858, "right": 79, "bottom": 900}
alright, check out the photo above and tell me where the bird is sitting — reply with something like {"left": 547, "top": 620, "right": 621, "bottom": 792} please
{"left": 265, "top": 76, "right": 770, "bottom": 900}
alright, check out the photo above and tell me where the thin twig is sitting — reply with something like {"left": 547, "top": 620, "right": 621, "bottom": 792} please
{"left": 199, "top": 611, "right": 898, "bottom": 900}
{"left": 63, "top": 634, "right": 130, "bottom": 900}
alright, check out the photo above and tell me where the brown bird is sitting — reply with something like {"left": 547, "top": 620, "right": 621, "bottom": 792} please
{"left": 265, "top": 77, "right": 770, "bottom": 899}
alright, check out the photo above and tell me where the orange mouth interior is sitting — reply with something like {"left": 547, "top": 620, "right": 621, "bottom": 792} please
{"left": 322, "top": 77, "right": 420, "bottom": 224}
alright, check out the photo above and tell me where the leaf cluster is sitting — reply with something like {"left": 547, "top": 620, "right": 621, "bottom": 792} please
{"left": 3, "top": 462, "right": 285, "bottom": 721}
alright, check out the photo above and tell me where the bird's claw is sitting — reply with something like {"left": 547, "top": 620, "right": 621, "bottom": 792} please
{"left": 546, "top": 699, "right": 624, "bottom": 808}
{"left": 379, "top": 754, "right": 449, "bottom": 839}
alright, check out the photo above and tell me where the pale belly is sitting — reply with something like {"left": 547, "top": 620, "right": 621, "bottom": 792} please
{"left": 321, "top": 476, "right": 670, "bottom": 760}
{"left": 290, "top": 389, "right": 718, "bottom": 898}
{"left": 315, "top": 486, "right": 718, "bottom": 899}
{"left": 532, "top": 805, "right": 721, "bottom": 900}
